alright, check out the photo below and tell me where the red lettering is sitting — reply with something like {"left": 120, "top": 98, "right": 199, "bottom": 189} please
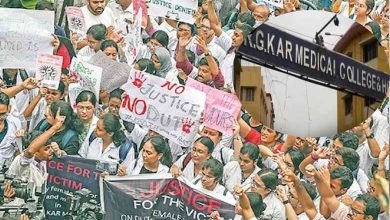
{"left": 207, "top": 199, "right": 221, "bottom": 213}
{"left": 192, "top": 193, "right": 207, "bottom": 211}
{"left": 121, "top": 95, "right": 147, "bottom": 115}
{"left": 141, "top": 181, "right": 161, "bottom": 199}
{"left": 161, "top": 82, "right": 185, "bottom": 94}
{"left": 48, "top": 161, "right": 63, "bottom": 171}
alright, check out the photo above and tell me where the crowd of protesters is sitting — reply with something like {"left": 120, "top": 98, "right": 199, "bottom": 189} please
{"left": 0, "top": 0, "right": 389, "bottom": 219}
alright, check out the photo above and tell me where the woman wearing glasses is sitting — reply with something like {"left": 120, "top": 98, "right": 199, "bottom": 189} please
{"left": 170, "top": 136, "right": 214, "bottom": 183}
{"left": 194, "top": 159, "right": 235, "bottom": 201}
{"left": 75, "top": 91, "right": 98, "bottom": 147}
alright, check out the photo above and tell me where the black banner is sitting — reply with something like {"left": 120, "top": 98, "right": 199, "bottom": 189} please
{"left": 44, "top": 156, "right": 101, "bottom": 219}
{"left": 237, "top": 23, "right": 390, "bottom": 100}
{"left": 103, "top": 175, "right": 236, "bottom": 220}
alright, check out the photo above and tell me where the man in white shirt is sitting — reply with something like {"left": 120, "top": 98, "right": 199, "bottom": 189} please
{"left": 81, "top": 0, "right": 115, "bottom": 30}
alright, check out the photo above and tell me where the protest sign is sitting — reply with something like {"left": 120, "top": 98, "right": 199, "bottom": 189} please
{"left": 0, "top": 8, "right": 54, "bottom": 69}
{"left": 186, "top": 78, "right": 241, "bottom": 135}
{"left": 65, "top": 7, "right": 87, "bottom": 38}
{"left": 133, "top": 0, "right": 148, "bottom": 28}
{"left": 88, "top": 51, "right": 131, "bottom": 92}
{"left": 44, "top": 156, "right": 102, "bottom": 219}
{"left": 119, "top": 69, "right": 206, "bottom": 147}
{"left": 35, "top": 54, "right": 63, "bottom": 89}
{"left": 102, "top": 174, "right": 236, "bottom": 220}
{"left": 69, "top": 58, "right": 102, "bottom": 108}
{"left": 124, "top": 6, "right": 143, "bottom": 65}
{"left": 147, "top": 0, "right": 197, "bottom": 24}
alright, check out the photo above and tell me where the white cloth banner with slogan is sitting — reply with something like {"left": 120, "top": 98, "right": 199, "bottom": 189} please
{"left": 0, "top": 8, "right": 54, "bottom": 69}
{"left": 119, "top": 69, "right": 206, "bottom": 147}
{"left": 147, "top": 0, "right": 198, "bottom": 24}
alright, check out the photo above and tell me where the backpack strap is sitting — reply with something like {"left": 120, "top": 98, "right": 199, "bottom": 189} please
{"left": 223, "top": 188, "right": 228, "bottom": 196}
{"left": 38, "top": 120, "right": 50, "bottom": 132}
{"left": 181, "top": 153, "right": 192, "bottom": 171}
{"left": 193, "top": 178, "right": 201, "bottom": 185}
{"left": 220, "top": 147, "right": 226, "bottom": 166}
{"left": 88, "top": 131, "right": 97, "bottom": 145}
{"left": 60, "top": 129, "right": 77, "bottom": 148}
{"left": 119, "top": 139, "right": 133, "bottom": 164}
{"left": 135, "top": 135, "right": 148, "bottom": 159}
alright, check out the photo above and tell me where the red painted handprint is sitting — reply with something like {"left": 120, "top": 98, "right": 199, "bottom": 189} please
{"left": 130, "top": 71, "right": 146, "bottom": 88}
{"left": 181, "top": 118, "right": 195, "bottom": 134}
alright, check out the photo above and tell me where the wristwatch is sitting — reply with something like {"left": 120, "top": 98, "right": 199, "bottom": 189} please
{"left": 204, "top": 51, "right": 211, "bottom": 57}
{"left": 283, "top": 200, "right": 290, "bottom": 205}
{"left": 366, "top": 133, "right": 375, "bottom": 139}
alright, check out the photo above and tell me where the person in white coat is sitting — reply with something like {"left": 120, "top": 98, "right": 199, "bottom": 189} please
{"left": 194, "top": 158, "right": 235, "bottom": 201}
{"left": 170, "top": 136, "right": 215, "bottom": 183}
{"left": 75, "top": 91, "right": 99, "bottom": 146}
{"left": 123, "top": 136, "right": 172, "bottom": 175}
{"left": 0, "top": 92, "right": 22, "bottom": 168}
{"left": 79, "top": 113, "right": 134, "bottom": 165}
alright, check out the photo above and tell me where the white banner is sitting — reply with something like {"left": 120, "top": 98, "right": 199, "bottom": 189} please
{"left": 147, "top": 0, "right": 197, "bottom": 24}
{"left": 0, "top": 8, "right": 54, "bottom": 69}
{"left": 119, "top": 69, "right": 206, "bottom": 147}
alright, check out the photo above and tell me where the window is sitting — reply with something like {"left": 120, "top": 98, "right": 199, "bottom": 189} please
{"left": 344, "top": 94, "right": 353, "bottom": 115}
{"left": 363, "top": 41, "right": 378, "bottom": 62}
{"left": 364, "top": 97, "right": 376, "bottom": 107}
{"left": 245, "top": 87, "right": 255, "bottom": 101}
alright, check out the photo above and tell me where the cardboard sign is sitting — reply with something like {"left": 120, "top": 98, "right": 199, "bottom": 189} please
{"left": 65, "top": 7, "right": 87, "bottom": 38}
{"left": 119, "top": 69, "right": 206, "bottom": 147}
{"left": 0, "top": 8, "right": 54, "bottom": 68}
{"left": 147, "top": 0, "right": 198, "bottom": 24}
{"left": 35, "top": 54, "right": 63, "bottom": 89}
{"left": 88, "top": 51, "right": 131, "bottom": 92}
{"left": 186, "top": 78, "right": 241, "bottom": 135}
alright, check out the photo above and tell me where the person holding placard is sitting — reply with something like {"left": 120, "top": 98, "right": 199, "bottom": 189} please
{"left": 170, "top": 136, "right": 214, "bottom": 183}
{"left": 123, "top": 136, "right": 172, "bottom": 175}
{"left": 0, "top": 92, "right": 22, "bottom": 169}
{"left": 194, "top": 159, "right": 235, "bottom": 201}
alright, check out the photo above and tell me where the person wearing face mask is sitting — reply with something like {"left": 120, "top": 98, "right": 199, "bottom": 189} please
{"left": 0, "top": 92, "right": 22, "bottom": 169}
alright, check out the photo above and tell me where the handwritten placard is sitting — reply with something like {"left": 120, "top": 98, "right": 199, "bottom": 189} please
{"left": 69, "top": 58, "right": 102, "bottom": 108}
{"left": 124, "top": 6, "right": 143, "bottom": 65}
{"left": 147, "top": 0, "right": 197, "bottom": 24}
{"left": 133, "top": 0, "right": 148, "bottom": 28}
{"left": 0, "top": 8, "right": 54, "bottom": 68}
{"left": 119, "top": 69, "right": 206, "bottom": 147}
{"left": 65, "top": 7, "right": 87, "bottom": 38}
{"left": 35, "top": 54, "right": 63, "bottom": 89}
{"left": 186, "top": 78, "right": 241, "bottom": 135}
